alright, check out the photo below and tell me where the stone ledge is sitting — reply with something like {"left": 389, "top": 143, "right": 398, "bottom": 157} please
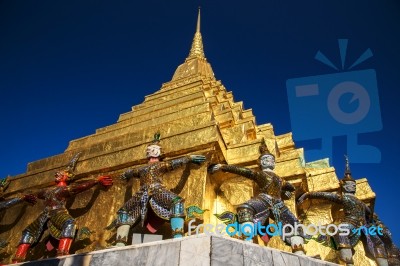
{"left": 9, "top": 235, "right": 338, "bottom": 266}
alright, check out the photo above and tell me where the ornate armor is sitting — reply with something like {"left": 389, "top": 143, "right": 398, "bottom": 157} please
{"left": 304, "top": 191, "right": 387, "bottom": 261}
{"left": 1, "top": 177, "right": 36, "bottom": 249}
{"left": 118, "top": 156, "right": 192, "bottom": 228}
{"left": 19, "top": 180, "right": 99, "bottom": 245}
{"left": 13, "top": 153, "right": 113, "bottom": 263}
{"left": 370, "top": 214, "right": 400, "bottom": 265}
{"left": 114, "top": 133, "right": 206, "bottom": 245}
{"left": 298, "top": 157, "right": 388, "bottom": 265}
{"left": 218, "top": 164, "right": 301, "bottom": 241}
{"left": 211, "top": 143, "right": 305, "bottom": 255}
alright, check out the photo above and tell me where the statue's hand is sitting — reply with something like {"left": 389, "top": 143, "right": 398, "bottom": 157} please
{"left": 208, "top": 164, "right": 222, "bottom": 174}
{"left": 297, "top": 193, "right": 309, "bottom": 204}
{"left": 21, "top": 194, "right": 37, "bottom": 205}
{"left": 190, "top": 155, "right": 206, "bottom": 164}
{"left": 120, "top": 169, "right": 133, "bottom": 181}
{"left": 120, "top": 173, "right": 128, "bottom": 180}
{"left": 77, "top": 227, "right": 93, "bottom": 240}
{"left": 284, "top": 191, "right": 292, "bottom": 199}
{"left": 0, "top": 239, "right": 8, "bottom": 249}
{"left": 0, "top": 177, "right": 10, "bottom": 191}
{"left": 98, "top": 176, "right": 113, "bottom": 187}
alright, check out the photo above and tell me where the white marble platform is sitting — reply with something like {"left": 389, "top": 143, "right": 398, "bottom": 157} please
{"left": 10, "top": 234, "right": 338, "bottom": 266}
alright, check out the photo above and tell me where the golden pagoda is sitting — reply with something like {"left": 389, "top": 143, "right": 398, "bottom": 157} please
{"left": 0, "top": 9, "right": 378, "bottom": 265}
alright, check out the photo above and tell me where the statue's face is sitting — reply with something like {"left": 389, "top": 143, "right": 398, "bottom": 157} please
{"left": 260, "top": 154, "right": 275, "bottom": 170}
{"left": 146, "top": 144, "right": 161, "bottom": 159}
{"left": 342, "top": 180, "right": 356, "bottom": 194}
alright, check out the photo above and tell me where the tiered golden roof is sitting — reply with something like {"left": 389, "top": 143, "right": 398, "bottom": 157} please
{"left": 1, "top": 10, "right": 377, "bottom": 265}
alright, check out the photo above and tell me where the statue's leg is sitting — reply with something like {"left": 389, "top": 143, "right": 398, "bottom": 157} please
{"left": 47, "top": 209, "right": 77, "bottom": 256}
{"left": 115, "top": 193, "right": 142, "bottom": 246}
{"left": 380, "top": 227, "right": 400, "bottom": 263}
{"left": 339, "top": 248, "right": 354, "bottom": 266}
{"left": 290, "top": 235, "right": 306, "bottom": 255}
{"left": 150, "top": 189, "right": 185, "bottom": 238}
{"left": 376, "top": 258, "right": 389, "bottom": 266}
{"left": 236, "top": 196, "right": 272, "bottom": 242}
{"left": 13, "top": 212, "right": 48, "bottom": 263}
{"left": 116, "top": 224, "right": 131, "bottom": 247}
{"left": 279, "top": 206, "right": 306, "bottom": 255}
{"left": 237, "top": 205, "right": 255, "bottom": 241}
{"left": 115, "top": 210, "right": 133, "bottom": 246}
{"left": 369, "top": 234, "right": 388, "bottom": 266}
{"left": 13, "top": 243, "right": 31, "bottom": 263}
{"left": 58, "top": 218, "right": 77, "bottom": 256}
{"left": 336, "top": 228, "right": 354, "bottom": 266}
{"left": 170, "top": 197, "right": 185, "bottom": 238}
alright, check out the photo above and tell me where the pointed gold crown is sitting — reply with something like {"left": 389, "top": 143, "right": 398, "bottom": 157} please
{"left": 56, "top": 152, "right": 81, "bottom": 181}
{"left": 341, "top": 155, "right": 355, "bottom": 183}
{"left": 151, "top": 132, "right": 161, "bottom": 145}
{"left": 146, "top": 132, "right": 164, "bottom": 158}
{"left": 259, "top": 141, "right": 274, "bottom": 158}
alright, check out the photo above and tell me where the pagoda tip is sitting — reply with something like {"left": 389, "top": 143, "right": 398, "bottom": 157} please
{"left": 196, "top": 7, "right": 201, "bottom": 33}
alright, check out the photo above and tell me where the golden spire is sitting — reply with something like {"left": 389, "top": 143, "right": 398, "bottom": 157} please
{"left": 171, "top": 8, "right": 214, "bottom": 81}
{"left": 188, "top": 8, "right": 205, "bottom": 58}
{"left": 196, "top": 7, "right": 201, "bottom": 33}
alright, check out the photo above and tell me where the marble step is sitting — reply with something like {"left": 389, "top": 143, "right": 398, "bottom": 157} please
{"left": 10, "top": 234, "right": 338, "bottom": 266}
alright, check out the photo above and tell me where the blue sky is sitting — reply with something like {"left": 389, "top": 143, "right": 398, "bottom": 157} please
{"left": 1, "top": 1, "right": 399, "bottom": 245}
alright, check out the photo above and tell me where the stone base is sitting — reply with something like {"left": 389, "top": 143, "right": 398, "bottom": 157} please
{"left": 9, "top": 234, "right": 338, "bottom": 266}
